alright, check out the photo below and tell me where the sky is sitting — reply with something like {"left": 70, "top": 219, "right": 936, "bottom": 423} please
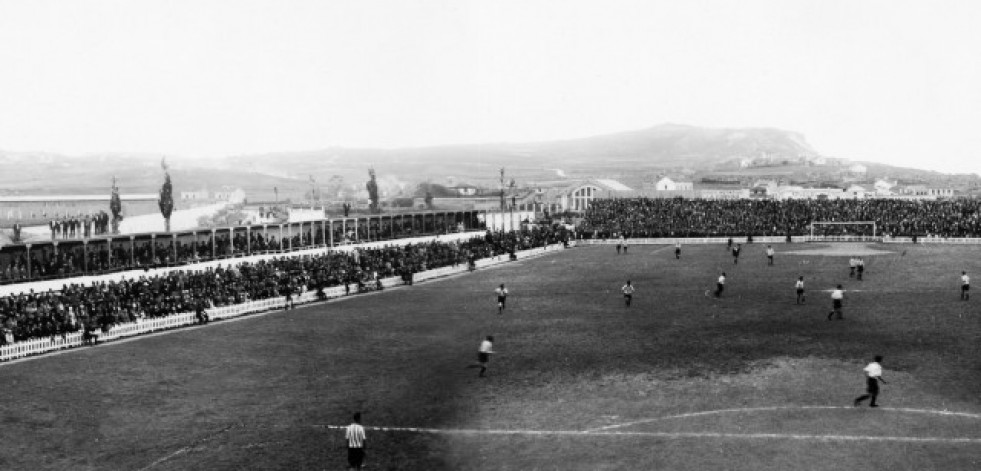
{"left": 0, "top": 0, "right": 980, "bottom": 174}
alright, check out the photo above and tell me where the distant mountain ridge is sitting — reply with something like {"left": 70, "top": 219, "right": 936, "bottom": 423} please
{"left": 0, "top": 124, "right": 971, "bottom": 199}
{"left": 222, "top": 124, "right": 821, "bottom": 184}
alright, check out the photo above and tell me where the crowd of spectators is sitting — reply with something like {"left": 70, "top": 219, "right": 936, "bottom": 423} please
{"left": 48, "top": 212, "right": 111, "bottom": 240}
{"left": 581, "top": 198, "right": 981, "bottom": 238}
{"left": 0, "top": 227, "right": 565, "bottom": 345}
{"left": 1, "top": 217, "right": 481, "bottom": 285}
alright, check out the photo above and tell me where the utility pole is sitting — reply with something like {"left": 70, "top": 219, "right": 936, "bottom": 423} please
{"left": 500, "top": 167, "right": 506, "bottom": 211}
{"left": 309, "top": 175, "right": 318, "bottom": 209}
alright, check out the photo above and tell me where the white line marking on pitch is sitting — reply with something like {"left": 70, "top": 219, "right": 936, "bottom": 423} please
{"left": 137, "top": 446, "right": 192, "bottom": 471}
{"left": 316, "top": 406, "right": 981, "bottom": 445}
{"left": 585, "top": 406, "right": 981, "bottom": 432}
{"left": 320, "top": 425, "right": 981, "bottom": 444}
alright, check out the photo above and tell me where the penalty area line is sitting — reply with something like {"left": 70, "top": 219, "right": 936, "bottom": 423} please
{"left": 320, "top": 425, "right": 981, "bottom": 444}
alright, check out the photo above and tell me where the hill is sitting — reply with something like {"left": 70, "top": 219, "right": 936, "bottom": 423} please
{"left": 1, "top": 124, "right": 974, "bottom": 199}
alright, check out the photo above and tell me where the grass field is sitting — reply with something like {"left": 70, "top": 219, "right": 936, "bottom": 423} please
{"left": 1, "top": 242, "right": 980, "bottom": 470}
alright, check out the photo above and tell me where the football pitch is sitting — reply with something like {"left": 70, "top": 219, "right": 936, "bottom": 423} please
{"left": 1, "top": 242, "right": 980, "bottom": 470}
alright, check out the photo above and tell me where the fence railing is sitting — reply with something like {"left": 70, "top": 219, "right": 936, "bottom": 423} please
{"left": 0, "top": 243, "right": 565, "bottom": 363}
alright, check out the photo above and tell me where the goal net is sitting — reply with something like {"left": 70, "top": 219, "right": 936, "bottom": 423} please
{"left": 808, "top": 221, "right": 878, "bottom": 241}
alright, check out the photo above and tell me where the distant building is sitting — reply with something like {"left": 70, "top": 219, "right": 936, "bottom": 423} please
{"left": 891, "top": 185, "right": 954, "bottom": 199}
{"left": 873, "top": 179, "right": 897, "bottom": 195}
{"left": 653, "top": 177, "right": 694, "bottom": 191}
{"left": 180, "top": 187, "right": 243, "bottom": 202}
{"left": 180, "top": 189, "right": 210, "bottom": 200}
{"left": 699, "top": 188, "right": 750, "bottom": 199}
{"left": 774, "top": 186, "right": 847, "bottom": 200}
{"left": 510, "top": 179, "right": 635, "bottom": 213}
{"left": 446, "top": 184, "right": 479, "bottom": 196}
{"left": 898, "top": 185, "right": 928, "bottom": 196}
{"left": 844, "top": 184, "right": 870, "bottom": 199}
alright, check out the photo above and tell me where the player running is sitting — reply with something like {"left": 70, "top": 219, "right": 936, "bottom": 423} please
{"left": 854, "top": 355, "right": 888, "bottom": 408}
{"left": 961, "top": 271, "right": 970, "bottom": 300}
{"left": 465, "top": 336, "right": 495, "bottom": 378}
{"left": 714, "top": 272, "right": 726, "bottom": 298}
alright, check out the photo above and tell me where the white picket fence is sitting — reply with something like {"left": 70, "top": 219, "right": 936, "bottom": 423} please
{"left": 0, "top": 243, "right": 565, "bottom": 363}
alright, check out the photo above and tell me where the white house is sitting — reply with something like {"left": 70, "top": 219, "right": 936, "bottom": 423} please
{"left": 849, "top": 164, "right": 868, "bottom": 174}
{"left": 873, "top": 179, "right": 897, "bottom": 195}
{"left": 447, "top": 184, "right": 479, "bottom": 196}
{"left": 700, "top": 189, "right": 751, "bottom": 199}
{"left": 845, "top": 184, "right": 869, "bottom": 199}
{"left": 180, "top": 189, "right": 210, "bottom": 200}
{"left": 654, "top": 177, "right": 694, "bottom": 191}
{"left": 775, "top": 186, "right": 848, "bottom": 200}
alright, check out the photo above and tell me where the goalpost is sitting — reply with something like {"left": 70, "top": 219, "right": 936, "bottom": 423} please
{"left": 809, "top": 221, "right": 878, "bottom": 241}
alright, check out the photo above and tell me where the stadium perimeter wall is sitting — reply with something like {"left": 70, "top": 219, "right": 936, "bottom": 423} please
{"left": 0, "top": 241, "right": 566, "bottom": 363}
{"left": 579, "top": 236, "right": 981, "bottom": 245}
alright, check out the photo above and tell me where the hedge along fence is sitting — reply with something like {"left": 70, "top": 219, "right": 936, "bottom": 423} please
{"left": 0, "top": 243, "right": 566, "bottom": 363}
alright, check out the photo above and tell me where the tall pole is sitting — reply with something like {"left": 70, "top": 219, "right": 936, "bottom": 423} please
{"left": 500, "top": 167, "right": 505, "bottom": 211}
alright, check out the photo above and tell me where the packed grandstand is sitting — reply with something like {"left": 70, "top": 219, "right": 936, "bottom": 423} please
{"left": 580, "top": 198, "right": 981, "bottom": 238}
{"left": 0, "top": 226, "right": 564, "bottom": 346}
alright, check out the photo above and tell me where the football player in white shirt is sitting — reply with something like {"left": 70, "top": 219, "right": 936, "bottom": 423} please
{"left": 854, "top": 355, "right": 887, "bottom": 407}
{"left": 466, "top": 336, "right": 495, "bottom": 377}
{"left": 715, "top": 272, "right": 726, "bottom": 298}
{"left": 344, "top": 412, "right": 367, "bottom": 469}
{"left": 795, "top": 276, "right": 805, "bottom": 304}
{"left": 766, "top": 245, "right": 775, "bottom": 266}
{"left": 828, "top": 285, "right": 844, "bottom": 320}
{"left": 495, "top": 284, "right": 508, "bottom": 314}
{"left": 621, "top": 280, "right": 635, "bottom": 307}
{"left": 961, "top": 271, "right": 970, "bottom": 301}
